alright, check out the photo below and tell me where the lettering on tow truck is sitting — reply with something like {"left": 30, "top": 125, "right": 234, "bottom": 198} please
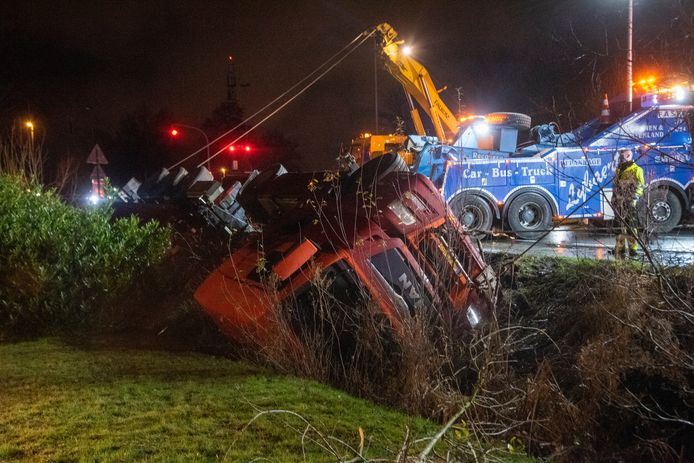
{"left": 561, "top": 158, "right": 602, "bottom": 168}
{"left": 644, "top": 123, "right": 665, "bottom": 139}
{"left": 491, "top": 168, "right": 512, "bottom": 177}
{"left": 565, "top": 156, "right": 618, "bottom": 210}
{"left": 462, "top": 168, "right": 483, "bottom": 179}
{"left": 655, "top": 149, "right": 689, "bottom": 164}
{"left": 659, "top": 109, "right": 687, "bottom": 119}
{"left": 520, "top": 166, "right": 549, "bottom": 177}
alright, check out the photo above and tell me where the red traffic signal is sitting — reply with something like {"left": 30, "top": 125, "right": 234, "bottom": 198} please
{"left": 228, "top": 144, "right": 252, "bottom": 152}
{"left": 170, "top": 128, "right": 179, "bottom": 137}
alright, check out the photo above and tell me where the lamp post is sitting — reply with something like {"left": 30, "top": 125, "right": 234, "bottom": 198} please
{"left": 171, "top": 124, "right": 211, "bottom": 170}
{"left": 627, "top": 0, "right": 633, "bottom": 112}
{"left": 24, "top": 121, "right": 34, "bottom": 144}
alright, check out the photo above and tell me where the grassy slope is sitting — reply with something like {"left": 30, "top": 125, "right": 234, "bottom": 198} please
{"left": 0, "top": 339, "right": 435, "bottom": 462}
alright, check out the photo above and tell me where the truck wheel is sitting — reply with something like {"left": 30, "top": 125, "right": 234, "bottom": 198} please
{"left": 349, "top": 153, "right": 408, "bottom": 191}
{"left": 640, "top": 189, "right": 682, "bottom": 234}
{"left": 485, "top": 112, "right": 532, "bottom": 131}
{"left": 506, "top": 192, "right": 552, "bottom": 240}
{"left": 449, "top": 194, "right": 493, "bottom": 238}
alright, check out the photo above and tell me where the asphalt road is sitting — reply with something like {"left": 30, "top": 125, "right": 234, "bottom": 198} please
{"left": 482, "top": 225, "right": 694, "bottom": 266}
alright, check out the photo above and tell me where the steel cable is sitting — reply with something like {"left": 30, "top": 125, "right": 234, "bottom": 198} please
{"left": 167, "top": 28, "right": 375, "bottom": 170}
{"left": 195, "top": 29, "right": 376, "bottom": 168}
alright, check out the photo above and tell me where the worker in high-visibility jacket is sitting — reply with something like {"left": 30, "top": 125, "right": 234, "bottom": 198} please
{"left": 612, "top": 148, "right": 645, "bottom": 258}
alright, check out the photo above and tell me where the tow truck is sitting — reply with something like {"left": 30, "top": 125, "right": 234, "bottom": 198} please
{"left": 368, "top": 23, "right": 694, "bottom": 239}
{"left": 441, "top": 86, "right": 694, "bottom": 238}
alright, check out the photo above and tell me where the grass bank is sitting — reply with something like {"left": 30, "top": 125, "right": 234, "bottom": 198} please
{"left": 0, "top": 339, "right": 436, "bottom": 462}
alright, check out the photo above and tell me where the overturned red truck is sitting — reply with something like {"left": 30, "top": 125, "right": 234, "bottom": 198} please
{"left": 194, "top": 154, "right": 497, "bottom": 346}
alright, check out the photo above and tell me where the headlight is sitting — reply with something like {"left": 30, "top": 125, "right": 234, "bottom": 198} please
{"left": 473, "top": 121, "right": 489, "bottom": 136}
{"left": 672, "top": 86, "right": 684, "bottom": 101}
{"left": 466, "top": 304, "right": 481, "bottom": 328}
{"left": 387, "top": 199, "right": 416, "bottom": 226}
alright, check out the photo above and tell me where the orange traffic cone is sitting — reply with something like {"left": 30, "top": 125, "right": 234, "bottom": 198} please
{"left": 600, "top": 93, "right": 611, "bottom": 124}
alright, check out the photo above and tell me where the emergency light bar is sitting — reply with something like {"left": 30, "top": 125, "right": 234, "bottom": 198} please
{"left": 640, "top": 83, "right": 693, "bottom": 107}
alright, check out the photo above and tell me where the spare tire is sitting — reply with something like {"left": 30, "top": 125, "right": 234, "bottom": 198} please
{"left": 237, "top": 164, "right": 287, "bottom": 223}
{"left": 485, "top": 112, "right": 532, "bottom": 131}
{"left": 349, "top": 153, "right": 408, "bottom": 192}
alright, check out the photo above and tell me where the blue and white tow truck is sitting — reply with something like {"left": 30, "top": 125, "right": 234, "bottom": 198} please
{"left": 413, "top": 85, "right": 694, "bottom": 239}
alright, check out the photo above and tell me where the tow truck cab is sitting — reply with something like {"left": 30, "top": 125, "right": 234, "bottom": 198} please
{"left": 194, "top": 155, "right": 496, "bottom": 346}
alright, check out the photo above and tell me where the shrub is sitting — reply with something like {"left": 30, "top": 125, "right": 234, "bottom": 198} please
{"left": 0, "top": 175, "right": 171, "bottom": 336}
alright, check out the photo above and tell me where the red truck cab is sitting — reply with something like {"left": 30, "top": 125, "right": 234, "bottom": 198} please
{"left": 195, "top": 154, "right": 496, "bottom": 346}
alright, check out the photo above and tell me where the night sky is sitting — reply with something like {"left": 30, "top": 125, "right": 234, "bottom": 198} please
{"left": 1, "top": 0, "right": 692, "bottom": 175}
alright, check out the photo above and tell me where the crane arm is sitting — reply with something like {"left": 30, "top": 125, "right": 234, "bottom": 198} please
{"left": 376, "top": 23, "right": 460, "bottom": 141}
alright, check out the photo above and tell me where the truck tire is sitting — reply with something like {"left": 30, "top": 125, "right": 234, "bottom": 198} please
{"left": 349, "top": 153, "right": 408, "bottom": 191}
{"left": 449, "top": 194, "right": 493, "bottom": 238}
{"left": 640, "top": 189, "right": 682, "bottom": 234}
{"left": 485, "top": 112, "right": 532, "bottom": 131}
{"left": 506, "top": 192, "right": 552, "bottom": 240}
{"left": 237, "top": 164, "right": 287, "bottom": 223}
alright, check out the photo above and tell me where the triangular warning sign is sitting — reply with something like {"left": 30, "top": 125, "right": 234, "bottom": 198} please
{"left": 86, "top": 144, "right": 109, "bottom": 165}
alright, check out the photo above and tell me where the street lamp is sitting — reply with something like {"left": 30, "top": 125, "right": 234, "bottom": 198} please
{"left": 627, "top": 0, "right": 633, "bottom": 112}
{"left": 170, "top": 124, "right": 210, "bottom": 170}
{"left": 24, "top": 121, "right": 34, "bottom": 143}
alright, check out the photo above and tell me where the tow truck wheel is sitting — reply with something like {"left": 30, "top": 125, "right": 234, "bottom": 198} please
{"left": 506, "top": 192, "right": 552, "bottom": 240}
{"left": 639, "top": 189, "right": 682, "bottom": 234}
{"left": 449, "top": 194, "right": 493, "bottom": 238}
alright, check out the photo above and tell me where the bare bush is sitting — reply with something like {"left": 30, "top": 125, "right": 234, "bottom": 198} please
{"left": 0, "top": 129, "right": 44, "bottom": 182}
{"left": 468, "top": 258, "right": 694, "bottom": 462}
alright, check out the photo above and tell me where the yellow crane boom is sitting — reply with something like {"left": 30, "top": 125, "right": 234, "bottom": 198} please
{"left": 376, "top": 23, "right": 460, "bottom": 142}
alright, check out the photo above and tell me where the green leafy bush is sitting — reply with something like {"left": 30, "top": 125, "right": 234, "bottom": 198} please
{"left": 0, "top": 175, "right": 171, "bottom": 335}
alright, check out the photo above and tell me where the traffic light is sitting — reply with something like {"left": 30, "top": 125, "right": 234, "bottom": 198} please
{"left": 228, "top": 144, "right": 252, "bottom": 152}
{"left": 170, "top": 128, "right": 179, "bottom": 137}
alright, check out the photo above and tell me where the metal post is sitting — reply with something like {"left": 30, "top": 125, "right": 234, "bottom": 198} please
{"left": 175, "top": 124, "right": 211, "bottom": 171}
{"left": 374, "top": 43, "right": 379, "bottom": 133}
{"left": 25, "top": 121, "right": 34, "bottom": 145}
{"left": 627, "top": 0, "right": 633, "bottom": 112}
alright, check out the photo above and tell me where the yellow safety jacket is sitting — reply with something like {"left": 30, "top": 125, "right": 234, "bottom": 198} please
{"left": 614, "top": 161, "right": 645, "bottom": 200}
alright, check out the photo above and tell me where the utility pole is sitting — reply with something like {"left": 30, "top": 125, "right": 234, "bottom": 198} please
{"left": 456, "top": 87, "right": 464, "bottom": 117}
{"left": 627, "top": 0, "right": 633, "bottom": 112}
{"left": 227, "top": 55, "right": 237, "bottom": 104}
{"left": 374, "top": 42, "right": 379, "bottom": 133}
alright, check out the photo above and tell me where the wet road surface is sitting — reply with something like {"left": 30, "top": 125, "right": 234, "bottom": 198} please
{"left": 482, "top": 225, "right": 694, "bottom": 266}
